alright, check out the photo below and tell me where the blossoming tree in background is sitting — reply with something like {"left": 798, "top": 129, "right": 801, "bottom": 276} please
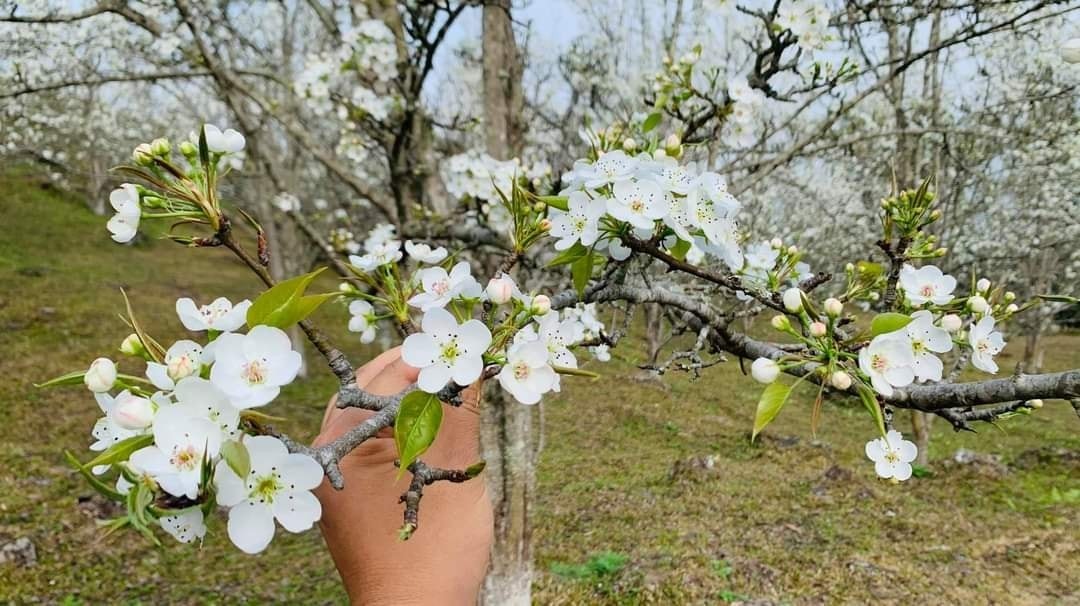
{"left": 7, "top": 0, "right": 1080, "bottom": 602}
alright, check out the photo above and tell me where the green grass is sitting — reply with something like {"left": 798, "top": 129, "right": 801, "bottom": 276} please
{"left": 2, "top": 173, "right": 1078, "bottom": 604}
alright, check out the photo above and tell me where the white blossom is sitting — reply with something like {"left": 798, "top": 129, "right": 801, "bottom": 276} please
{"left": 498, "top": 341, "right": 558, "bottom": 405}
{"left": 209, "top": 326, "right": 303, "bottom": 408}
{"left": 175, "top": 297, "right": 252, "bottom": 333}
{"left": 859, "top": 333, "right": 916, "bottom": 396}
{"left": 106, "top": 184, "right": 140, "bottom": 243}
{"left": 549, "top": 191, "right": 604, "bottom": 250}
{"left": 607, "top": 179, "right": 666, "bottom": 230}
{"left": 203, "top": 124, "right": 246, "bottom": 153}
{"left": 146, "top": 340, "right": 203, "bottom": 391}
{"left": 865, "top": 430, "right": 918, "bottom": 481}
{"left": 404, "top": 240, "right": 448, "bottom": 264}
{"left": 129, "top": 406, "right": 224, "bottom": 500}
{"left": 401, "top": 308, "right": 492, "bottom": 393}
{"left": 899, "top": 264, "right": 956, "bottom": 307}
{"left": 905, "top": 310, "right": 953, "bottom": 382}
{"left": 408, "top": 261, "right": 483, "bottom": 311}
{"left": 969, "top": 315, "right": 1006, "bottom": 373}
{"left": 214, "top": 435, "right": 323, "bottom": 554}
{"left": 348, "top": 300, "right": 377, "bottom": 344}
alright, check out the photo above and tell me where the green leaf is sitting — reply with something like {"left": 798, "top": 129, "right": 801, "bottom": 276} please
{"left": 1038, "top": 294, "right": 1079, "bottom": 305}
{"left": 84, "top": 434, "right": 154, "bottom": 470}
{"left": 752, "top": 381, "right": 792, "bottom": 441}
{"left": 198, "top": 124, "right": 210, "bottom": 170}
{"left": 571, "top": 251, "right": 594, "bottom": 297}
{"left": 668, "top": 238, "right": 692, "bottom": 261}
{"left": 856, "top": 384, "right": 887, "bottom": 437}
{"left": 64, "top": 451, "right": 125, "bottom": 501}
{"left": 121, "top": 289, "right": 165, "bottom": 363}
{"left": 246, "top": 267, "right": 328, "bottom": 328}
{"left": 35, "top": 370, "right": 86, "bottom": 389}
{"left": 547, "top": 242, "right": 588, "bottom": 267}
{"left": 393, "top": 391, "right": 444, "bottom": 480}
{"left": 870, "top": 312, "right": 912, "bottom": 337}
{"left": 642, "top": 112, "right": 662, "bottom": 133}
{"left": 537, "top": 195, "right": 569, "bottom": 212}
{"left": 855, "top": 261, "right": 884, "bottom": 278}
{"left": 221, "top": 440, "right": 251, "bottom": 479}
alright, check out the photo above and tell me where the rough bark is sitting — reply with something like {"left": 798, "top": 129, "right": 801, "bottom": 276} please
{"left": 479, "top": 2, "right": 532, "bottom": 603}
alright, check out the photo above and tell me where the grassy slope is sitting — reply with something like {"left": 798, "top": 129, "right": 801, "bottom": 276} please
{"left": 1, "top": 175, "right": 1077, "bottom": 604}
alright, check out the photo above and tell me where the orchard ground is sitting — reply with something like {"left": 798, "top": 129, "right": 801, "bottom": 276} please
{"left": 1, "top": 174, "right": 1077, "bottom": 605}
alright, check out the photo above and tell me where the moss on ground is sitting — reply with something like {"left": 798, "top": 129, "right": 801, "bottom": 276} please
{"left": 1, "top": 175, "right": 1077, "bottom": 604}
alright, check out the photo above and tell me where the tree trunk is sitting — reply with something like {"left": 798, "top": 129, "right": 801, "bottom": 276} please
{"left": 479, "top": 2, "right": 532, "bottom": 603}
{"left": 910, "top": 411, "right": 932, "bottom": 466}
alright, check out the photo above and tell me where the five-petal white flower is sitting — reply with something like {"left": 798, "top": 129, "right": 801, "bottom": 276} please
{"left": 203, "top": 124, "right": 246, "bottom": 153}
{"left": 858, "top": 332, "right": 916, "bottom": 396}
{"left": 607, "top": 179, "right": 665, "bottom": 230}
{"left": 402, "top": 307, "right": 492, "bottom": 393}
{"left": 408, "top": 261, "right": 483, "bottom": 311}
{"left": 899, "top": 264, "right": 956, "bottom": 307}
{"left": 175, "top": 297, "right": 252, "bottom": 333}
{"left": 969, "top": 315, "right": 1006, "bottom": 373}
{"left": 209, "top": 326, "right": 303, "bottom": 408}
{"left": 214, "top": 435, "right": 323, "bottom": 554}
{"left": 106, "top": 184, "right": 141, "bottom": 243}
{"left": 499, "top": 341, "right": 558, "bottom": 405}
{"left": 865, "top": 430, "right": 918, "bottom": 481}
{"left": 549, "top": 191, "right": 605, "bottom": 251}
{"left": 905, "top": 310, "right": 954, "bottom": 382}
{"left": 130, "top": 405, "right": 223, "bottom": 500}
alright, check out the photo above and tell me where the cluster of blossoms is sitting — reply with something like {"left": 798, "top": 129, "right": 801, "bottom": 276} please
{"left": 440, "top": 151, "right": 552, "bottom": 231}
{"left": 555, "top": 137, "right": 749, "bottom": 272}
{"left": 79, "top": 298, "right": 322, "bottom": 553}
{"left": 725, "top": 76, "right": 767, "bottom": 148}
{"left": 294, "top": 18, "right": 399, "bottom": 118}
{"left": 105, "top": 124, "right": 246, "bottom": 244}
{"left": 775, "top": 0, "right": 832, "bottom": 50}
{"left": 341, "top": 223, "right": 609, "bottom": 404}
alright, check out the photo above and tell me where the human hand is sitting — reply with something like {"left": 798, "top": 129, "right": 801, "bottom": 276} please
{"left": 313, "top": 348, "right": 493, "bottom": 605}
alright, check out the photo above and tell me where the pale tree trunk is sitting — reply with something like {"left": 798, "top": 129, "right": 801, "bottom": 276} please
{"left": 478, "top": 2, "right": 533, "bottom": 604}
{"left": 645, "top": 303, "right": 664, "bottom": 365}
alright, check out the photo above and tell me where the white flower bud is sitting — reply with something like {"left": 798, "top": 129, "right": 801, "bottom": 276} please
{"left": 771, "top": 315, "right": 791, "bottom": 331}
{"left": 830, "top": 371, "right": 852, "bottom": 391}
{"left": 976, "top": 278, "right": 991, "bottom": 293}
{"left": 770, "top": 238, "right": 783, "bottom": 249}
{"left": 751, "top": 358, "right": 780, "bottom": 384}
{"left": 869, "top": 291, "right": 880, "bottom": 301}
{"left": 824, "top": 297, "right": 843, "bottom": 317}
{"left": 664, "top": 133, "right": 681, "bottom": 154}
{"left": 132, "top": 143, "right": 154, "bottom": 166}
{"left": 486, "top": 275, "right": 515, "bottom": 305}
{"left": 1004, "top": 291, "right": 1016, "bottom": 302}
{"left": 531, "top": 294, "right": 552, "bottom": 315}
{"left": 787, "top": 245, "right": 798, "bottom": 255}
{"left": 968, "top": 295, "right": 989, "bottom": 314}
{"left": 84, "top": 358, "right": 117, "bottom": 393}
{"left": 167, "top": 352, "right": 198, "bottom": 382}
{"left": 1028, "top": 399, "right": 1043, "bottom": 409}
{"left": 809, "top": 321, "right": 827, "bottom": 337}
{"left": 119, "top": 333, "right": 145, "bottom": 357}
{"left": 113, "top": 391, "right": 154, "bottom": 430}
{"left": 622, "top": 138, "right": 638, "bottom": 152}
{"left": 1062, "top": 38, "right": 1080, "bottom": 63}
{"left": 845, "top": 262, "right": 855, "bottom": 273}
{"left": 941, "top": 314, "right": 962, "bottom": 333}
{"left": 782, "top": 288, "right": 804, "bottom": 313}
{"left": 1006, "top": 303, "right": 1019, "bottom": 314}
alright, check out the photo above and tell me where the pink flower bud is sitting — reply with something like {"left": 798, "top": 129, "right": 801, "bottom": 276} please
{"left": 824, "top": 298, "right": 843, "bottom": 317}
{"left": 809, "top": 322, "right": 827, "bottom": 337}
{"left": 486, "top": 275, "right": 515, "bottom": 305}
{"left": 113, "top": 391, "right": 154, "bottom": 430}
{"left": 531, "top": 294, "right": 552, "bottom": 315}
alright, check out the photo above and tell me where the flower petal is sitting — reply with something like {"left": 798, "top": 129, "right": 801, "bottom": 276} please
{"left": 272, "top": 490, "right": 322, "bottom": 533}
{"left": 228, "top": 501, "right": 276, "bottom": 554}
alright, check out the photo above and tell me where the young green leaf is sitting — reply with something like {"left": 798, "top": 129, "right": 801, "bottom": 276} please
{"left": 65, "top": 451, "right": 125, "bottom": 501}
{"left": 856, "top": 384, "right": 887, "bottom": 437}
{"left": 246, "top": 267, "right": 328, "bottom": 328}
{"left": 669, "top": 238, "right": 692, "bottom": 261}
{"left": 752, "top": 381, "right": 793, "bottom": 441}
{"left": 537, "top": 195, "right": 569, "bottom": 212}
{"left": 83, "top": 434, "right": 155, "bottom": 470}
{"left": 394, "top": 391, "right": 444, "bottom": 480}
{"left": 642, "top": 112, "right": 662, "bottom": 133}
{"left": 547, "top": 242, "right": 589, "bottom": 267}
{"left": 198, "top": 124, "right": 211, "bottom": 170}
{"left": 571, "top": 250, "right": 594, "bottom": 297}
{"left": 870, "top": 312, "right": 912, "bottom": 337}
{"left": 35, "top": 370, "right": 87, "bottom": 389}
{"left": 221, "top": 440, "right": 251, "bottom": 479}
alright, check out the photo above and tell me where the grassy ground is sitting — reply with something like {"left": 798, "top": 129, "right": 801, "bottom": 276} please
{"left": 1, "top": 174, "right": 1077, "bottom": 604}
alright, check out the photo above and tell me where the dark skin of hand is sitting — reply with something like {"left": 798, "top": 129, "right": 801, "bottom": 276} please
{"left": 313, "top": 348, "right": 493, "bottom": 605}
